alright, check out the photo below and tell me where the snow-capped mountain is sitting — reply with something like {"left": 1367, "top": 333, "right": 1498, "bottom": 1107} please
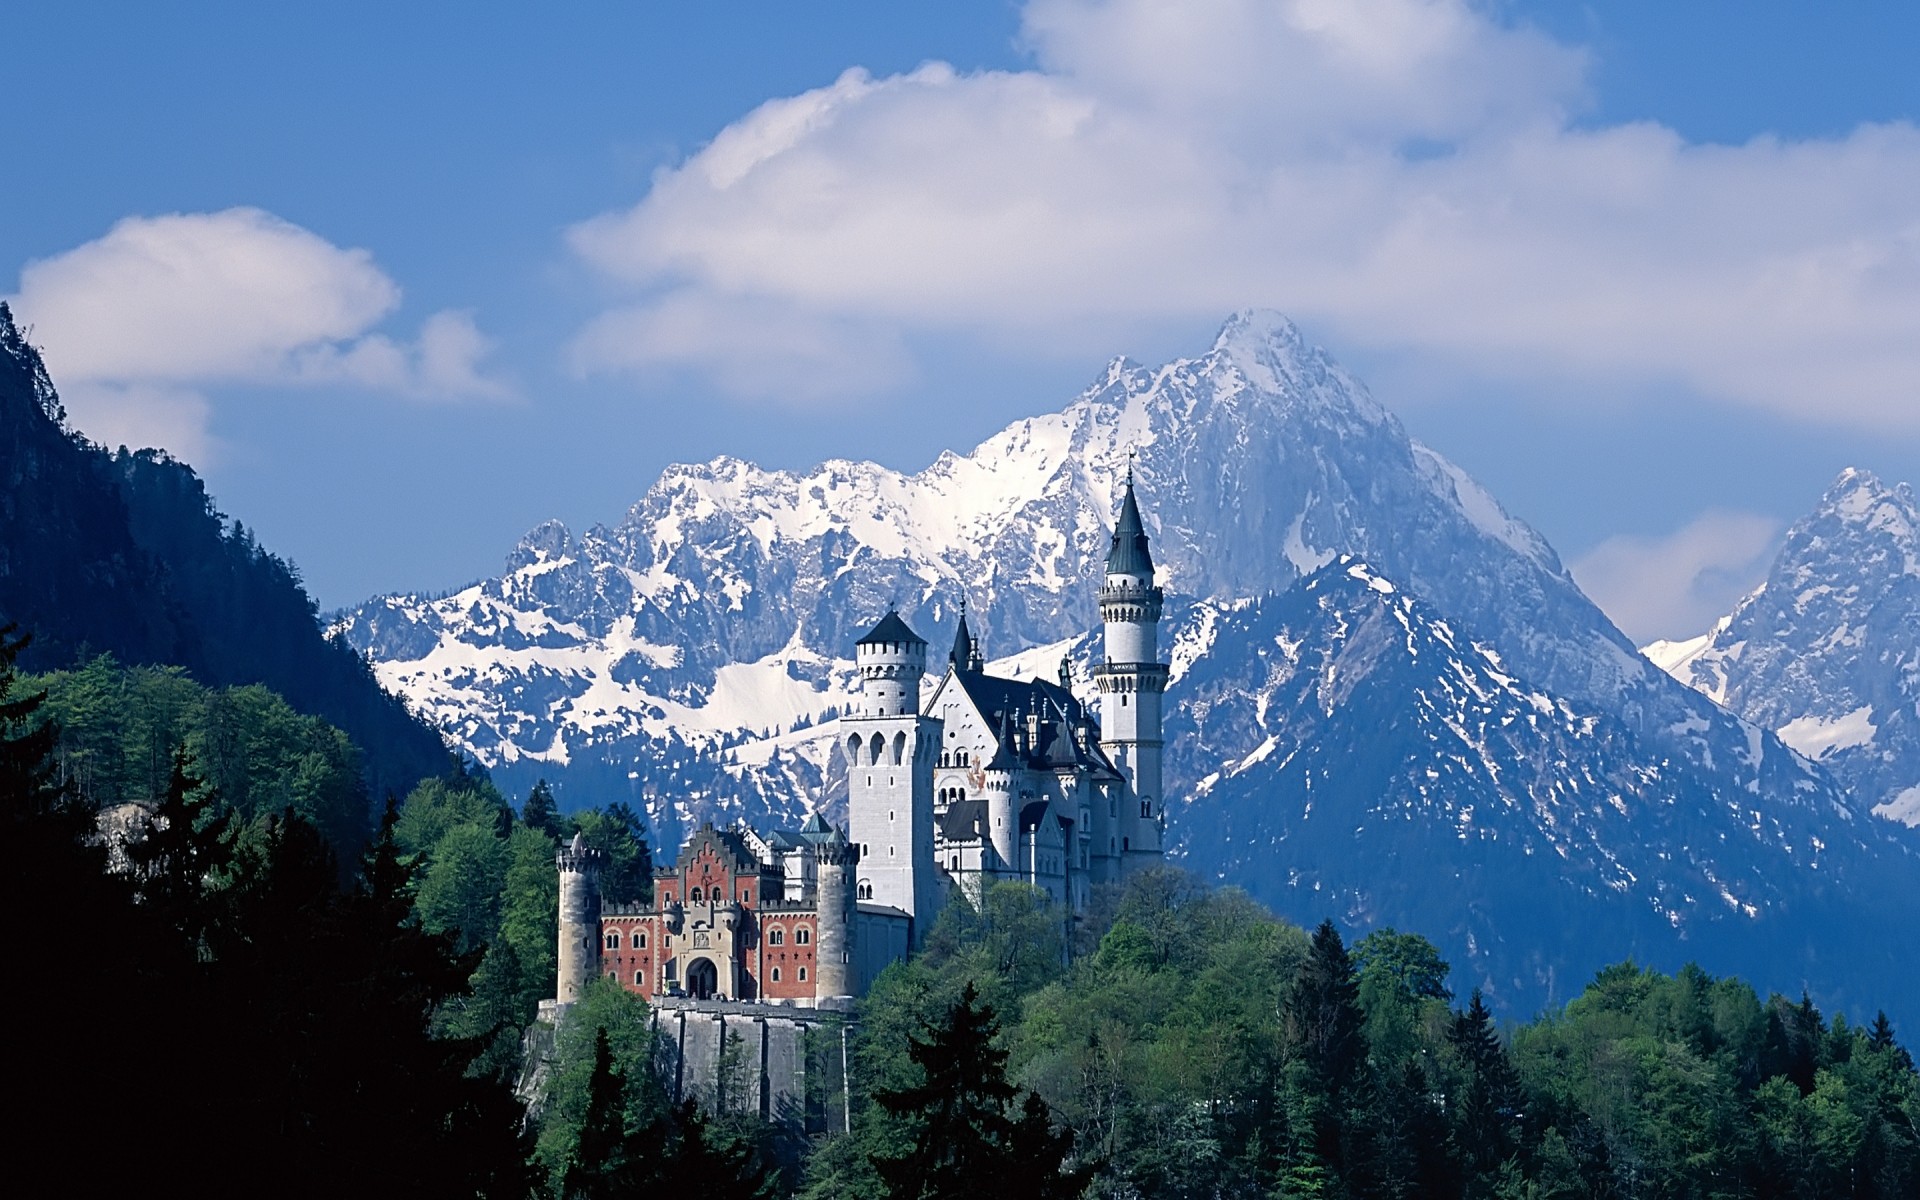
{"left": 1164, "top": 561, "right": 1914, "bottom": 1014}
{"left": 1647, "top": 469, "right": 1920, "bottom": 827}
{"left": 337, "top": 313, "right": 1920, "bottom": 1017}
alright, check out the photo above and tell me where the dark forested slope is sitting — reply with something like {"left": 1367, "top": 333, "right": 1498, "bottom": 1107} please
{"left": 0, "top": 303, "right": 448, "bottom": 802}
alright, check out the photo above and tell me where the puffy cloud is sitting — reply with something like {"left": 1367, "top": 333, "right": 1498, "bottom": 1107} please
{"left": 10, "top": 208, "right": 505, "bottom": 459}
{"left": 1571, "top": 510, "right": 1782, "bottom": 645}
{"left": 568, "top": 0, "right": 1920, "bottom": 425}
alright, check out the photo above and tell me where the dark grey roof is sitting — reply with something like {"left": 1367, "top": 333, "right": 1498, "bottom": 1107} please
{"left": 767, "top": 812, "right": 840, "bottom": 851}
{"left": 939, "top": 799, "right": 989, "bottom": 842}
{"left": 1106, "top": 476, "right": 1155, "bottom": 577}
{"left": 949, "top": 606, "right": 979, "bottom": 668}
{"left": 857, "top": 609, "right": 926, "bottom": 647}
{"left": 1018, "top": 800, "right": 1056, "bottom": 832}
{"left": 953, "top": 671, "right": 1089, "bottom": 730}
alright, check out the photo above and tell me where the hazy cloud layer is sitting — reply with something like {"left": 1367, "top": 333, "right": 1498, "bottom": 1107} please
{"left": 9, "top": 208, "right": 505, "bottom": 460}
{"left": 570, "top": 0, "right": 1920, "bottom": 424}
{"left": 1572, "top": 510, "right": 1782, "bottom": 645}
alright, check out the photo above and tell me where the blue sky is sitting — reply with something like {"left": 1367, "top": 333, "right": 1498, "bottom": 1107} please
{"left": 4, "top": 1, "right": 1916, "bottom": 642}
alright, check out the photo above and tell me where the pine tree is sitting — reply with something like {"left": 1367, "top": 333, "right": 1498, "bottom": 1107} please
{"left": 1287, "top": 920, "right": 1365, "bottom": 1094}
{"left": 564, "top": 1028, "right": 632, "bottom": 1199}
{"left": 871, "top": 981, "right": 1086, "bottom": 1199}
{"left": 523, "top": 777, "right": 564, "bottom": 839}
{"left": 1449, "top": 989, "right": 1521, "bottom": 1178}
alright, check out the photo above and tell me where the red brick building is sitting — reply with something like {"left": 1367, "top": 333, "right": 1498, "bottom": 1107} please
{"left": 597, "top": 817, "right": 905, "bottom": 1007}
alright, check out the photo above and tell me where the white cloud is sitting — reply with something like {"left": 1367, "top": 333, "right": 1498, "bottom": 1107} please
{"left": 9, "top": 208, "right": 506, "bottom": 459}
{"left": 568, "top": 0, "right": 1920, "bottom": 424}
{"left": 570, "top": 292, "right": 914, "bottom": 404}
{"left": 1571, "top": 510, "right": 1782, "bottom": 645}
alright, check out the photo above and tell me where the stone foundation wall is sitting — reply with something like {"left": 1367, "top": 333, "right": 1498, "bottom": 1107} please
{"left": 650, "top": 998, "right": 853, "bottom": 1134}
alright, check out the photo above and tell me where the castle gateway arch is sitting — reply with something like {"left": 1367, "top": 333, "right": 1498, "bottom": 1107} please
{"left": 685, "top": 957, "right": 719, "bottom": 1001}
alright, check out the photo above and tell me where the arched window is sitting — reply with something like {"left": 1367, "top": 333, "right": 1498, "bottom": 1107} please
{"left": 769, "top": 928, "right": 784, "bottom": 946}
{"left": 604, "top": 931, "right": 621, "bottom": 950}
{"left": 690, "top": 887, "right": 702, "bottom": 903}
{"left": 637, "top": 932, "right": 648, "bottom": 949}
{"left": 868, "top": 731, "right": 884, "bottom": 765}
{"left": 846, "top": 733, "right": 862, "bottom": 766}
{"left": 771, "top": 967, "right": 782, "bottom": 982}
{"left": 1141, "top": 798, "right": 1152, "bottom": 817}
{"left": 892, "top": 730, "right": 907, "bottom": 765}
{"left": 796, "top": 927, "right": 811, "bottom": 945}
{"left": 798, "top": 966, "right": 808, "bottom": 982}
{"left": 634, "top": 968, "right": 646, "bottom": 986}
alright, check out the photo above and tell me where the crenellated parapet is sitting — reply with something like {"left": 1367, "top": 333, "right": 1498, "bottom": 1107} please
{"left": 1097, "top": 578, "right": 1165, "bottom": 624}
{"left": 1091, "top": 661, "right": 1171, "bottom": 694}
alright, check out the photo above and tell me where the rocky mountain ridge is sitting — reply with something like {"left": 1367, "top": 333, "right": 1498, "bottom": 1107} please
{"left": 336, "top": 312, "right": 1920, "bottom": 1017}
{"left": 1647, "top": 469, "right": 1920, "bottom": 827}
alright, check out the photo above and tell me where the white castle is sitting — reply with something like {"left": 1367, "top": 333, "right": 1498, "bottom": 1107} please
{"left": 847, "top": 468, "right": 1168, "bottom": 926}
{"left": 552, "top": 473, "right": 1167, "bottom": 1012}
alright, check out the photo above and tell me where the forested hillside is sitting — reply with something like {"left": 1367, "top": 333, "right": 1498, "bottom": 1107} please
{"left": 6, "top": 630, "right": 1915, "bottom": 1198}
{"left": 0, "top": 303, "right": 449, "bottom": 802}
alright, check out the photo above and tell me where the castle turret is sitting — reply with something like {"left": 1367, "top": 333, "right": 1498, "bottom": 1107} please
{"left": 1094, "top": 471, "right": 1168, "bottom": 869}
{"left": 811, "top": 827, "right": 858, "bottom": 1008}
{"left": 983, "top": 712, "right": 1019, "bottom": 873}
{"left": 846, "top": 610, "right": 941, "bottom": 940}
{"left": 555, "top": 832, "right": 604, "bottom": 1008}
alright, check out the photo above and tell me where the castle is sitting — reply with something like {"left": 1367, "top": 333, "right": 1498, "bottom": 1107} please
{"left": 550, "top": 472, "right": 1168, "bottom": 1012}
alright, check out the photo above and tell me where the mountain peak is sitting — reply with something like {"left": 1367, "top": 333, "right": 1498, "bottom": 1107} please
{"left": 1816, "top": 467, "right": 1918, "bottom": 545}
{"left": 507, "top": 518, "right": 575, "bottom": 571}
{"left": 1194, "top": 310, "right": 1387, "bottom": 430}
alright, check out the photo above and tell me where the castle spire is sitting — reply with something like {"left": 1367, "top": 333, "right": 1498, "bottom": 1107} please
{"left": 950, "top": 596, "right": 981, "bottom": 672}
{"left": 1106, "top": 471, "right": 1155, "bottom": 579}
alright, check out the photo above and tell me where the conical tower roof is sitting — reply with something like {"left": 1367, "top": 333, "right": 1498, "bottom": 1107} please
{"left": 950, "top": 601, "right": 974, "bottom": 665}
{"left": 1106, "top": 473, "right": 1156, "bottom": 577}
{"left": 857, "top": 609, "right": 925, "bottom": 646}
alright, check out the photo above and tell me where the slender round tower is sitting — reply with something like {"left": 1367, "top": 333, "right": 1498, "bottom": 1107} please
{"left": 555, "top": 832, "right": 604, "bottom": 1008}
{"left": 1095, "top": 470, "right": 1169, "bottom": 870}
{"left": 811, "top": 827, "right": 859, "bottom": 1008}
{"left": 984, "top": 713, "right": 1018, "bottom": 873}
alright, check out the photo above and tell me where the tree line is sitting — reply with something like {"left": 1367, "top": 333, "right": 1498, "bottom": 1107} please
{"left": 6, "top": 623, "right": 1915, "bottom": 1197}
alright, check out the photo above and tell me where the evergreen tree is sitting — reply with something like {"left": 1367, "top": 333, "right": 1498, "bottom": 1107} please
{"left": 871, "top": 982, "right": 1087, "bottom": 1199}
{"left": 1449, "top": 989, "right": 1522, "bottom": 1180}
{"left": 1287, "top": 920, "right": 1365, "bottom": 1095}
{"left": 563, "top": 1028, "right": 633, "bottom": 1199}
{"left": 523, "top": 777, "right": 564, "bottom": 838}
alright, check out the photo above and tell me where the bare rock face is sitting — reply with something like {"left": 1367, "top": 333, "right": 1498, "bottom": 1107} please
{"left": 1648, "top": 469, "right": 1920, "bottom": 826}
{"left": 336, "top": 313, "right": 1920, "bottom": 1020}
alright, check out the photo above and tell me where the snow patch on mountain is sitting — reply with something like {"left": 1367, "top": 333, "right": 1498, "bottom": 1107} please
{"left": 1777, "top": 706, "right": 1878, "bottom": 760}
{"left": 1645, "top": 468, "right": 1920, "bottom": 825}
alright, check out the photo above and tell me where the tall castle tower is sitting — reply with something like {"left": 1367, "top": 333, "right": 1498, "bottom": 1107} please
{"left": 555, "top": 832, "right": 604, "bottom": 1008}
{"left": 810, "top": 827, "right": 858, "bottom": 1008}
{"left": 846, "top": 611, "right": 940, "bottom": 940}
{"left": 1094, "top": 472, "right": 1168, "bottom": 868}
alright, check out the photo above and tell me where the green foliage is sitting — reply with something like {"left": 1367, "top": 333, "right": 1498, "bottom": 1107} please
{"left": 522, "top": 777, "right": 564, "bottom": 839}
{"left": 2, "top": 629, "right": 534, "bottom": 1196}
{"left": 29, "top": 655, "right": 373, "bottom": 860}
{"left": 570, "top": 800, "right": 652, "bottom": 906}
{"left": 540, "top": 982, "right": 778, "bottom": 1198}
{"left": 868, "top": 982, "right": 1087, "bottom": 1199}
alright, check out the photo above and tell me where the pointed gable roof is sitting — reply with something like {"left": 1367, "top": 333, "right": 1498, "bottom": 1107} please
{"left": 1106, "top": 473, "right": 1155, "bottom": 577}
